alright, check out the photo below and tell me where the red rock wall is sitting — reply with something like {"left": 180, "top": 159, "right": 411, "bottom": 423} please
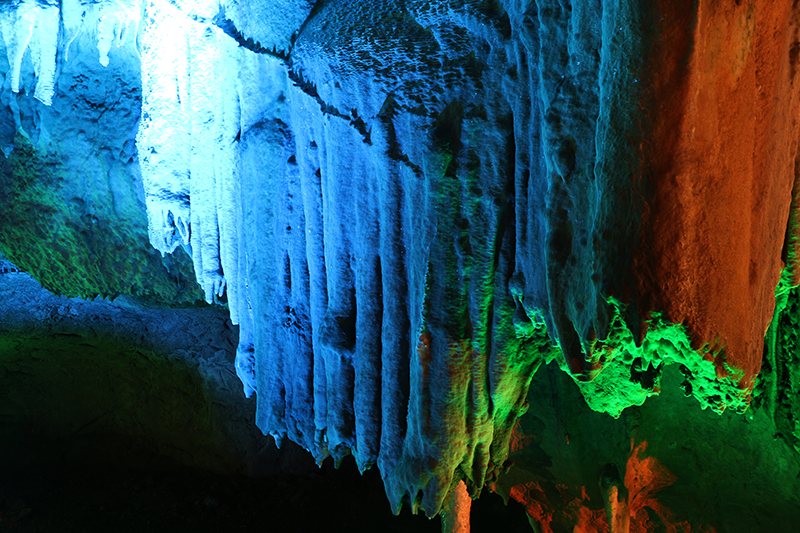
{"left": 637, "top": 0, "right": 800, "bottom": 386}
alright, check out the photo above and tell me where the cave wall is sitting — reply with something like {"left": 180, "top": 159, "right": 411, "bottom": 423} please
{"left": 0, "top": 254, "right": 312, "bottom": 477}
{"left": 0, "top": 20, "right": 201, "bottom": 304}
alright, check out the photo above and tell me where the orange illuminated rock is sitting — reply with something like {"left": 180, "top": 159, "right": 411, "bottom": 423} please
{"left": 504, "top": 436, "right": 716, "bottom": 533}
{"left": 636, "top": 0, "right": 800, "bottom": 389}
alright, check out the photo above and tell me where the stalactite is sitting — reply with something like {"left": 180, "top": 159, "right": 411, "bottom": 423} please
{"left": 2, "top": 0, "right": 800, "bottom": 527}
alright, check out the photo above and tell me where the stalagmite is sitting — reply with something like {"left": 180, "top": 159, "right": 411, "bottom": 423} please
{"left": 441, "top": 480, "right": 472, "bottom": 533}
{"left": 599, "top": 464, "right": 630, "bottom": 533}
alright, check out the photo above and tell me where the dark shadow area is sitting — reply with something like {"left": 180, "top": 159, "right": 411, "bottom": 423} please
{"left": 1, "top": 452, "right": 534, "bottom": 532}
{"left": 0, "top": 457, "right": 438, "bottom": 533}
{"left": 0, "top": 318, "right": 530, "bottom": 532}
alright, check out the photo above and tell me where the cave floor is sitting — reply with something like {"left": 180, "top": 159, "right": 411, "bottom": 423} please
{"left": 0, "top": 457, "right": 532, "bottom": 533}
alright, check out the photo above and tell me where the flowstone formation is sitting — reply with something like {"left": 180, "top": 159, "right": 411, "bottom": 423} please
{"left": 2, "top": 0, "right": 800, "bottom": 530}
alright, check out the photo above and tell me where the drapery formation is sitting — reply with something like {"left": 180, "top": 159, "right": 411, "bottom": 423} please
{"left": 3, "top": 0, "right": 799, "bottom": 517}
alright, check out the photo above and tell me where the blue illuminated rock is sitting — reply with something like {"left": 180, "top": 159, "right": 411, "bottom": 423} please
{"left": 2, "top": 1, "right": 800, "bottom": 527}
{"left": 0, "top": 9, "right": 201, "bottom": 305}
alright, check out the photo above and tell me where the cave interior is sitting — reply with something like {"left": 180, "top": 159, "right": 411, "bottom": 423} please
{"left": 1, "top": 1, "right": 800, "bottom": 532}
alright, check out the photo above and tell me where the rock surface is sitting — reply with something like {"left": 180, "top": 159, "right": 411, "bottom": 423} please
{"left": 0, "top": 267, "right": 287, "bottom": 476}
{"left": 0, "top": 23, "right": 201, "bottom": 305}
{"left": 1, "top": 1, "right": 800, "bottom": 530}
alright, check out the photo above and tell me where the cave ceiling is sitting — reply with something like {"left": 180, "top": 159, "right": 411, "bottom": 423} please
{"left": 1, "top": 1, "right": 800, "bottom": 531}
